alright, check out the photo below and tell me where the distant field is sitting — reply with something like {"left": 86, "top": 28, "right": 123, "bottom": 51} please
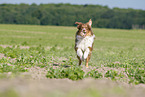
{"left": 0, "top": 24, "right": 145, "bottom": 48}
{"left": 0, "top": 24, "right": 145, "bottom": 97}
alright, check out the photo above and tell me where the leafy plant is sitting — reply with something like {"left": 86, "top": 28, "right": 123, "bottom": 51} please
{"left": 105, "top": 70, "right": 119, "bottom": 80}
{"left": 85, "top": 69, "right": 103, "bottom": 79}
{"left": 46, "top": 66, "right": 85, "bottom": 80}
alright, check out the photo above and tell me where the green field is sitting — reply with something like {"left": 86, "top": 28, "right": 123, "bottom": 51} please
{"left": 0, "top": 24, "right": 145, "bottom": 97}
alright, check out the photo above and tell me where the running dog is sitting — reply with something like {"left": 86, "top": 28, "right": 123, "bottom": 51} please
{"left": 74, "top": 19, "right": 95, "bottom": 68}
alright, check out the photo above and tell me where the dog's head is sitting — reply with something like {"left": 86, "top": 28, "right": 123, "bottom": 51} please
{"left": 75, "top": 19, "right": 92, "bottom": 37}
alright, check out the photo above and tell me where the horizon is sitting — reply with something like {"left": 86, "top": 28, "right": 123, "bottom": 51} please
{"left": 0, "top": 0, "right": 145, "bottom": 10}
{"left": 0, "top": 3, "right": 144, "bottom": 11}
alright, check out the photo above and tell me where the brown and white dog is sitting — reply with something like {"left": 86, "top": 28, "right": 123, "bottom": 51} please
{"left": 74, "top": 19, "right": 95, "bottom": 68}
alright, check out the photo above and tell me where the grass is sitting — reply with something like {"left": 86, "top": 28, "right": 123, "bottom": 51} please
{"left": 0, "top": 24, "right": 145, "bottom": 48}
{"left": 0, "top": 24, "right": 145, "bottom": 84}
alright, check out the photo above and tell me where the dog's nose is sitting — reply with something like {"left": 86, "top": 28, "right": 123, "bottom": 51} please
{"left": 82, "top": 28, "right": 86, "bottom": 32}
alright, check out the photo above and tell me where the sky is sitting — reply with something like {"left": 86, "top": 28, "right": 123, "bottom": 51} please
{"left": 0, "top": 0, "right": 145, "bottom": 10}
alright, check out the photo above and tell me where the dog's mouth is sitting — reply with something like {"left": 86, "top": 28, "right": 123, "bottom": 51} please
{"left": 80, "top": 28, "right": 87, "bottom": 37}
{"left": 81, "top": 31, "right": 87, "bottom": 37}
{"left": 83, "top": 32, "right": 86, "bottom": 37}
{"left": 83, "top": 31, "right": 86, "bottom": 34}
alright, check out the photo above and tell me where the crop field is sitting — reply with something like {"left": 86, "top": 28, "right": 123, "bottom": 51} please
{"left": 0, "top": 24, "right": 145, "bottom": 97}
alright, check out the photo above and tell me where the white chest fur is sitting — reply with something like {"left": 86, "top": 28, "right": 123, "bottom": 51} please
{"left": 76, "top": 35, "right": 95, "bottom": 51}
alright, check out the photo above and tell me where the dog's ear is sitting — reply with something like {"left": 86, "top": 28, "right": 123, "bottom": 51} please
{"left": 75, "top": 22, "right": 82, "bottom": 25}
{"left": 75, "top": 22, "right": 82, "bottom": 29}
{"left": 87, "top": 19, "right": 92, "bottom": 27}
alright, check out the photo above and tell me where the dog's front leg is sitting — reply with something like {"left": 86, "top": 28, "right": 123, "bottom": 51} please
{"left": 84, "top": 48, "right": 90, "bottom": 61}
{"left": 77, "top": 48, "right": 83, "bottom": 66}
{"left": 84, "top": 48, "right": 90, "bottom": 68}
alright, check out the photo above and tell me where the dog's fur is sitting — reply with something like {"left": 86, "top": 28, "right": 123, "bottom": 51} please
{"left": 74, "top": 19, "right": 95, "bottom": 68}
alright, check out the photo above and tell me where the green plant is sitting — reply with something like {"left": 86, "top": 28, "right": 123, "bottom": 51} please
{"left": 46, "top": 66, "right": 85, "bottom": 80}
{"left": 85, "top": 69, "right": 103, "bottom": 79}
{"left": 105, "top": 70, "right": 119, "bottom": 80}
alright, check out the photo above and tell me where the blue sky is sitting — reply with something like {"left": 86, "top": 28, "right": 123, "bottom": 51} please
{"left": 0, "top": 0, "right": 145, "bottom": 10}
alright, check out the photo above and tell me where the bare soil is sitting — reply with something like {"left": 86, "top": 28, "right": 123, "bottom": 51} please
{"left": 0, "top": 76, "right": 145, "bottom": 97}
{"left": 0, "top": 45, "right": 30, "bottom": 49}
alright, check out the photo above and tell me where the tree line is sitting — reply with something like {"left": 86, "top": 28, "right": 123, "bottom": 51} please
{"left": 0, "top": 3, "right": 145, "bottom": 29}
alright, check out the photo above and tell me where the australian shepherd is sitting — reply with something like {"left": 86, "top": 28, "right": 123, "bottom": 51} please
{"left": 74, "top": 19, "right": 95, "bottom": 68}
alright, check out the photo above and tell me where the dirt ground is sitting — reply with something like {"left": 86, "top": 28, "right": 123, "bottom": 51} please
{"left": 0, "top": 72, "right": 145, "bottom": 97}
